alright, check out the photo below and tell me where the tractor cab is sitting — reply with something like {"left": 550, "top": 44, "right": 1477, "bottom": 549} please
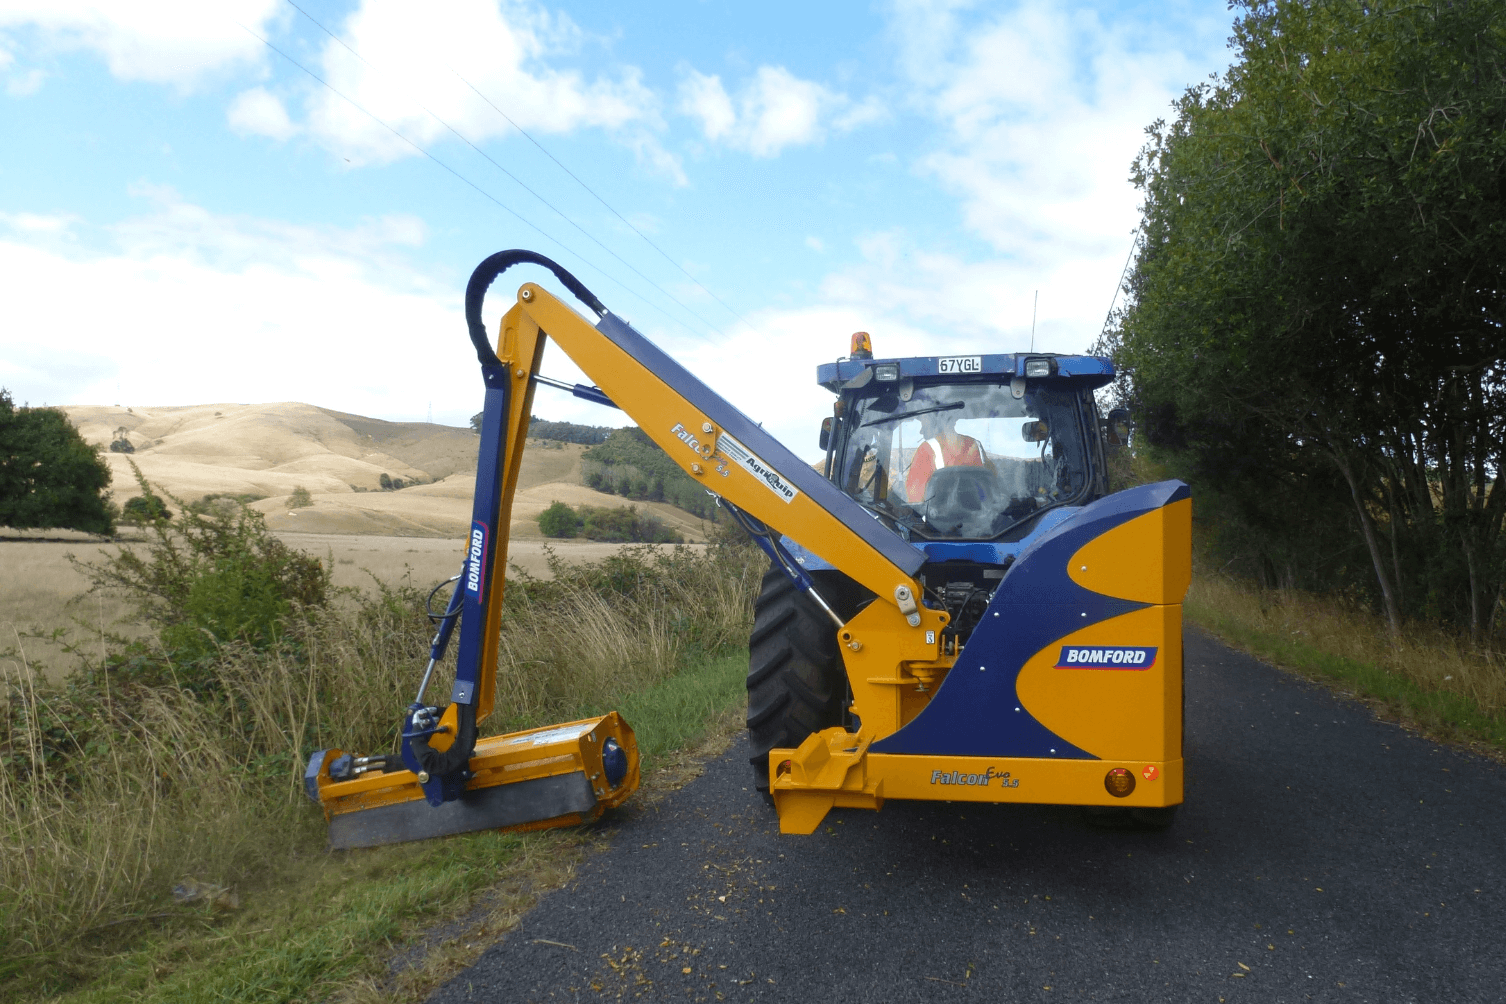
{"left": 815, "top": 341, "right": 1116, "bottom": 544}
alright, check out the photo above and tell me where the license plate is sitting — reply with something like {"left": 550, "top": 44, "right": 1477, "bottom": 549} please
{"left": 938, "top": 356, "right": 982, "bottom": 374}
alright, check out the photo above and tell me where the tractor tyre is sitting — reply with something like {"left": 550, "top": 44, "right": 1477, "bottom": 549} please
{"left": 746, "top": 562, "right": 848, "bottom": 794}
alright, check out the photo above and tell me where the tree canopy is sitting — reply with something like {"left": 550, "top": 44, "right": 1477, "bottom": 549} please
{"left": 0, "top": 390, "right": 114, "bottom": 535}
{"left": 1111, "top": 0, "right": 1506, "bottom": 637}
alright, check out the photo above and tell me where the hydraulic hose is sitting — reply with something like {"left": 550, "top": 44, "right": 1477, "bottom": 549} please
{"left": 464, "top": 249, "right": 608, "bottom": 366}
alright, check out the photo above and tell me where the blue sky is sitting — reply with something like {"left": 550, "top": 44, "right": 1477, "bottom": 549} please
{"left": 0, "top": 0, "right": 1233, "bottom": 458}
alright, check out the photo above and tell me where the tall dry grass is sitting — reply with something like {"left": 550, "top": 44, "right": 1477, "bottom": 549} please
{"left": 1188, "top": 571, "right": 1506, "bottom": 719}
{"left": 0, "top": 535, "right": 761, "bottom": 970}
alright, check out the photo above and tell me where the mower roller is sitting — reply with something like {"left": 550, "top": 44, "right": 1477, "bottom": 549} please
{"left": 305, "top": 248, "right": 1190, "bottom": 847}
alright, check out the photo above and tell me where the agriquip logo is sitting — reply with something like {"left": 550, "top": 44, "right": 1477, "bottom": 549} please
{"left": 465, "top": 521, "right": 489, "bottom": 601}
{"left": 1055, "top": 646, "right": 1157, "bottom": 669}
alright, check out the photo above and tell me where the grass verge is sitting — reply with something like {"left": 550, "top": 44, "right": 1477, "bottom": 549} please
{"left": 11, "top": 650, "right": 751, "bottom": 1004}
{"left": 1186, "top": 572, "right": 1506, "bottom": 758}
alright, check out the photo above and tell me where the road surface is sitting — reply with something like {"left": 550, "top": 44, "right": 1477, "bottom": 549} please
{"left": 430, "top": 630, "right": 1504, "bottom": 1003}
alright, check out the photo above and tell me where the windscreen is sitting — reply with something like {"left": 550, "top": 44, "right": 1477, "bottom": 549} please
{"left": 838, "top": 383, "right": 1091, "bottom": 540}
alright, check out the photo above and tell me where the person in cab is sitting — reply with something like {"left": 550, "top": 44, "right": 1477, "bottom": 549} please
{"left": 905, "top": 407, "right": 988, "bottom": 501}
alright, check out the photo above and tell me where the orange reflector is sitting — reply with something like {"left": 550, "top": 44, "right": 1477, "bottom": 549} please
{"left": 850, "top": 331, "right": 873, "bottom": 359}
{"left": 1104, "top": 767, "right": 1136, "bottom": 798}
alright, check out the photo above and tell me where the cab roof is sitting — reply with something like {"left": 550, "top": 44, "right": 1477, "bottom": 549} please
{"left": 817, "top": 352, "right": 1114, "bottom": 393}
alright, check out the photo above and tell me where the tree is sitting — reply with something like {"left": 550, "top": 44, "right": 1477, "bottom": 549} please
{"left": 287, "top": 486, "right": 313, "bottom": 509}
{"left": 0, "top": 389, "right": 114, "bottom": 534}
{"left": 1114, "top": 0, "right": 1506, "bottom": 637}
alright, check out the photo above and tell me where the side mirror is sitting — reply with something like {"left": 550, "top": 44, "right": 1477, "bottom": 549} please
{"left": 1105, "top": 408, "right": 1132, "bottom": 448}
{"left": 1021, "top": 420, "right": 1049, "bottom": 443}
{"left": 819, "top": 416, "right": 834, "bottom": 452}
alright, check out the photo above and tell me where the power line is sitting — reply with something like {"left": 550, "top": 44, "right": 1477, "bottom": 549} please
{"left": 445, "top": 65, "right": 756, "bottom": 334}
{"left": 282, "top": 0, "right": 726, "bottom": 341}
{"left": 233, "top": 21, "right": 715, "bottom": 342}
{"left": 1100, "top": 228, "right": 1139, "bottom": 337}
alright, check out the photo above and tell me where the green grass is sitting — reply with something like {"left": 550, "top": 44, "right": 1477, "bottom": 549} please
{"left": 14, "top": 650, "right": 751, "bottom": 1004}
{"left": 1187, "top": 575, "right": 1506, "bottom": 756}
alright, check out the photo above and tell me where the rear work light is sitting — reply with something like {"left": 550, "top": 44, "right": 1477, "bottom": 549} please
{"left": 1023, "top": 356, "right": 1055, "bottom": 378}
{"left": 873, "top": 363, "right": 900, "bottom": 382}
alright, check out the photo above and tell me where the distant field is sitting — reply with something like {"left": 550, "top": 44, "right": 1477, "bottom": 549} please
{"left": 0, "top": 530, "right": 701, "bottom": 683}
{"left": 3, "top": 403, "right": 715, "bottom": 682}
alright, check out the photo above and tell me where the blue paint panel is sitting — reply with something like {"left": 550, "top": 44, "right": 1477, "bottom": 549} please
{"left": 868, "top": 480, "right": 1188, "bottom": 758}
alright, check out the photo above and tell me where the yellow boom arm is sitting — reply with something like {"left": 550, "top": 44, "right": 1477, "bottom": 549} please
{"left": 467, "top": 266, "right": 948, "bottom": 744}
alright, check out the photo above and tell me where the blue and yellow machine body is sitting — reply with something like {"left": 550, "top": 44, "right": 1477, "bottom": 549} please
{"left": 306, "top": 249, "right": 1189, "bottom": 846}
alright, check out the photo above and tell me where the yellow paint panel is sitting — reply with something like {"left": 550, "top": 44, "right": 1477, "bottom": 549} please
{"left": 1015, "top": 605, "right": 1182, "bottom": 761}
{"left": 1068, "top": 497, "right": 1191, "bottom": 604}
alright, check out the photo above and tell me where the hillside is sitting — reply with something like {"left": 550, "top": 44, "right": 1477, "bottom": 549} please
{"left": 61, "top": 404, "right": 715, "bottom": 542}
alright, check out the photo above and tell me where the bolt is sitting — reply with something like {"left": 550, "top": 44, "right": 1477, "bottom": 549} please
{"left": 417, "top": 771, "right": 430, "bottom": 783}
{"left": 702, "top": 422, "right": 714, "bottom": 434}
{"left": 521, "top": 288, "right": 533, "bottom": 301}
{"left": 691, "top": 463, "right": 704, "bottom": 475}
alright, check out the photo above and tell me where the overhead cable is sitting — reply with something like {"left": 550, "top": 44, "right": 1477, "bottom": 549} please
{"left": 282, "top": 0, "right": 725, "bottom": 341}
{"left": 234, "top": 21, "right": 715, "bottom": 342}
{"left": 446, "top": 67, "right": 756, "bottom": 334}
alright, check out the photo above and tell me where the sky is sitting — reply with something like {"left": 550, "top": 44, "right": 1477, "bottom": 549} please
{"left": 0, "top": 0, "right": 1235, "bottom": 460}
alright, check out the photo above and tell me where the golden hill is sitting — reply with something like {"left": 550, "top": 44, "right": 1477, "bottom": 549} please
{"left": 62, "top": 403, "right": 713, "bottom": 542}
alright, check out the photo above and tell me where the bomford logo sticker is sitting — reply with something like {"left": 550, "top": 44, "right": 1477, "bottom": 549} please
{"left": 1055, "top": 645, "right": 1157, "bottom": 670}
{"left": 465, "top": 521, "right": 488, "bottom": 601}
{"left": 929, "top": 766, "right": 1019, "bottom": 789}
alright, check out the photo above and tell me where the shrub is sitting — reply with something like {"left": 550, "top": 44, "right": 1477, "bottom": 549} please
{"left": 538, "top": 501, "right": 579, "bottom": 538}
{"left": 75, "top": 469, "right": 329, "bottom": 668}
{"left": 286, "top": 486, "right": 313, "bottom": 509}
{"left": 379, "top": 473, "right": 392, "bottom": 490}
{"left": 122, "top": 493, "right": 171, "bottom": 524}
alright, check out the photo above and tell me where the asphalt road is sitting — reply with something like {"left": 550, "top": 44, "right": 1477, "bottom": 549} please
{"left": 431, "top": 630, "right": 1505, "bottom": 1003}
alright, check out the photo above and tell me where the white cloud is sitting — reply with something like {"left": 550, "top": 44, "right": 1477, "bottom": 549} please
{"left": 227, "top": 86, "right": 297, "bottom": 140}
{"left": 6, "top": 66, "right": 43, "bottom": 94}
{"left": 808, "top": 1, "right": 1229, "bottom": 357}
{"left": 677, "top": 65, "right": 883, "bottom": 157}
{"left": 0, "top": 192, "right": 479, "bottom": 424}
{"left": 678, "top": 69, "right": 735, "bottom": 141}
{"left": 297, "top": 0, "right": 673, "bottom": 176}
{"left": 0, "top": 0, "right": 282, "bottom": 90}
{"left": 0, "top": 211, "right": 78, "bottom": 233}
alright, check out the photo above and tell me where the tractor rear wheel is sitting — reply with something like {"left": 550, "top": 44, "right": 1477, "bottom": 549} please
{"left": 746, "top": 562, "right": 848, "bottom": 794}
